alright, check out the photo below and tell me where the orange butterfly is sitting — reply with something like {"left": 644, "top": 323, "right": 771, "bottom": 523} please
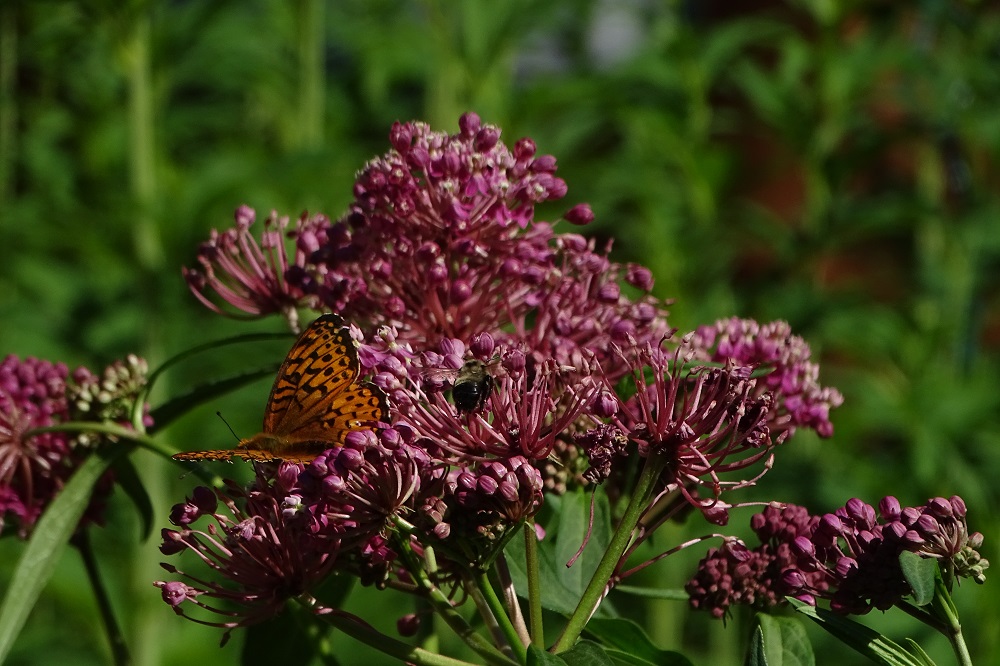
{"left": 173, "top": 314, "right": 388, "bottom": 464}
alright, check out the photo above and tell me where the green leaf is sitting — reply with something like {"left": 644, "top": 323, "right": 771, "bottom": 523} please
{"left": 506, "top": 488, "right": 615, "bottom": 617}
{"left": 147, "top": 365, "right": 278, "bottom": 432}
{"left": 0, "top": 448, "right": 124, "bottom": 663}
{"left": 242, "top": 603, "right": 331, "bottom": 666}
{"left": 899, "top": 551, "right": 937, "bottom": 606}
{"left": 747, "top": 626, "right": 769, "bottom": 666}
{"left": 751, "top": 614, "right": 814, "bottom": 666}
{"left": 584, "top": 617, "right": 693, "bottom": 666}
{"left": 554, "top": 489, "right": 613, "bottom": 605}
{"left": 560, "top": 640, "right": 615, "bottom": 665}
{"left": 111, "top": 455, "right": 154, "bottom": 540}
{"left": 790, "top": 599, "right": 936, "bottom": 666}
{"left": 528, "top": 644, "right": 569, "bottom": 665}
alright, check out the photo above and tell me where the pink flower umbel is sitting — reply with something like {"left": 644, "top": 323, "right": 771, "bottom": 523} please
{"left": 157, "top": 441, "right": 421, "bottom": 636}
{"left": 686, "top": 318, "right": 844, "bottom": 439}
{"left": 0, "top": 354, "right": 149, "bottom": 537}
{"left": 587, "top": 339, "right": 774, "bottom": 526}
{"left": 184, "top": 206, "right": 330, "bottom": 330}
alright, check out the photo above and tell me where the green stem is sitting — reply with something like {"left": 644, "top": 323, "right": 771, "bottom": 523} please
{"left": 930, "top": 576, "right": 972, "bottom": 666}
{"left": 416, "top": 572, "right": 515, "bottom": 665}
{"left": 392, "top": 533, "right": 515, "bottom": 666}
{"left": 27, "top": 422, "right": 222, "bottom": 486}
{"left": 297, "top": 594, "right": 478, "bottom": 666}
{"left": 474, "top": 571, "right": 526, "bottom": 662}
{"left": 522, "top": 522, "right": 544, "bottom": 647}
{"left": 74, "top": 529, "right": 131, "bottom": 666}
{"left": 552, "top": 452, "right": 667, "bottom": 653}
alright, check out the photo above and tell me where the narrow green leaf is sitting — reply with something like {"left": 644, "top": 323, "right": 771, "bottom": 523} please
{"left": 112, "top": 455, "right": 154, "bottom": 540}
{"left": 901, "top": 639, "right": 937, "bottom": 666}
{"left": 613, "top": 584, "right": 689, "bottom": 601}
{"left": 147, "top": 365, "right": 278, "bottom": 432}
{"left": 560, "top": 640, "right": 615, "bottom": 665}
{"left": 584, "top": 617, "right": 693, "bottom": 666}
{"left": 899, "top": 551, "right": 937, "bottom": 606}
{"left": 790, "top": 599, "right": 935, "bottom": 666}
{"left": 0, "top": 448, "right": 123, "bottom": 663}
{"left": 747, "top": 626, "right": 769, "bottom": 666}
{"left": 528, "top": 644, "right": 569, "bottom": 665}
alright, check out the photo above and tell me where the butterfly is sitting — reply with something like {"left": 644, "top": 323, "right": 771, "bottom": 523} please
{"left": 173, "top": 314, "right": 388, "bottom": 463}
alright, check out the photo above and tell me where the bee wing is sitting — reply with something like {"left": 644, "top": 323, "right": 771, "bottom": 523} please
{"left": 420, "top": 366, "right": 461, "bottom": 390}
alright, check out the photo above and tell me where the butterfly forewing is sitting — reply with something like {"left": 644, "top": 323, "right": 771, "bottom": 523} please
{"left": 264, "top": 314, "right": 362, "bottom": 435}
{"left": 172, "top": 313, "right": 388, "bottom": 463}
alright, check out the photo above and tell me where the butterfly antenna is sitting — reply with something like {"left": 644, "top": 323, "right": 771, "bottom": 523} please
{"left": 216, "top": 411, "right": 241, "bottom": 442}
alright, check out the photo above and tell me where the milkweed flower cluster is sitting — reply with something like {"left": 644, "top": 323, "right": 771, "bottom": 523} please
{"left": 0, "top": 354, "right": 150, "bottom": 537}
{"left": 687, "top": 496, "right": 989, "bottom": 619}
{"left": 162, "top": 113, "right": 843, "bottom": 634}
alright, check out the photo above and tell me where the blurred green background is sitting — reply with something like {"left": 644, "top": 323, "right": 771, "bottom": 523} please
{"left": 2, "top": 1, "right": 998, "bottom": 664}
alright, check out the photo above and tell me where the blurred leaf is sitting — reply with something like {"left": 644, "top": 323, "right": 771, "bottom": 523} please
{"left": 0, "top": 448, "right": 123, "bottom": 663}
{"left": 529, "top": 644, "right": 568, "bottom": 665}
{"left": 560, "top": 640, "right": 615, "bottom": 665}
{"left": 148, "top": 365, "right": 278, "bottom": 433}
{"left": 751, "top": 614, "right": 814, "bottom": 666}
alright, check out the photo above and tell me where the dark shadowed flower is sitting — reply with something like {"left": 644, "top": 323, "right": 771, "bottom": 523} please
{"left": 686, "top": 504, "right": 827, "bottom": 618}
{"left": 0, "top": 354, "right": 149, "bottom": 537}
{"left": 690, "top": 496, "right": 988, "bottom": 619}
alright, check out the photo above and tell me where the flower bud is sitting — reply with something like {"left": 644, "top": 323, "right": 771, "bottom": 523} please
{"left": 563, "top": 203, "right": 594, "bottom": 226}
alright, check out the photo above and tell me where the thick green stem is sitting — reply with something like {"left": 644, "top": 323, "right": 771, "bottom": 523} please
{"left": 75, "top": 530, "right": 131, "bottom": 666}
{"left": 474, "top": 571, "right": 526, "bottom": 662}
{"left": 522, "top": 522, "right": 544, "bottom": 647}
{"left": 931, "top": 577, "right": 972, "bottom": 666}
{"left": 552, "top": 452, "right": 667, "bottom": 653}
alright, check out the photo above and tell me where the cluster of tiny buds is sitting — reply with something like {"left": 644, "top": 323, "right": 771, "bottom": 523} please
{"left": 688, "top": 497, "right": 987, "bottom": 619}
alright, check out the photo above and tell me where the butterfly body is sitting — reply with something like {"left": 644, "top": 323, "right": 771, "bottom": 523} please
{"left": 173, "top": 314, "right": 387, "bottom": 464}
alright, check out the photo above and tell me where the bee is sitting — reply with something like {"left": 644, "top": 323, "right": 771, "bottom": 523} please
{"left": 422, "top": 357, "right": 502, "bottom": 414}
{"left": 452, "top": 359, "right": 494, "bottom": 413}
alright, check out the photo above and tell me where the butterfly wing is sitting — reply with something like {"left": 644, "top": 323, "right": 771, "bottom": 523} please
{"left": 263, "top": 313, "right": 387, "bottom": 445}
{"left": 172, "top": 314, "right": 388, "bottom": 463}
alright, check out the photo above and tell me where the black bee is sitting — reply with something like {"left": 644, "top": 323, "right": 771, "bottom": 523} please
{"left": 422, "top": 358, "right": 501, "bottom": 414}
{"left": 451, "top": 359, "right": 494, "bottom": 413}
